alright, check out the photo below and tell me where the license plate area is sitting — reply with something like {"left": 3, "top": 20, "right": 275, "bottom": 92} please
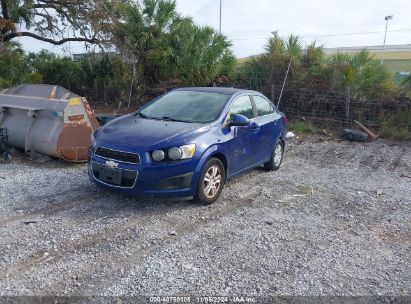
{"left": 99, "top": 167, "right": 122, "bottom": 185}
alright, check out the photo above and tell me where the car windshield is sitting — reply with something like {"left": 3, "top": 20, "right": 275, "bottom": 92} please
{"left": 139, "top": 91, "right": 230, "bottom": 123}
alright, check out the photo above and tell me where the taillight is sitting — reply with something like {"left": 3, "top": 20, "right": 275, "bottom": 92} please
{"left": 284, "top": 115, "right": 289, "bottom": 125}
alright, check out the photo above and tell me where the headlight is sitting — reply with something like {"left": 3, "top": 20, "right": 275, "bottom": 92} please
{"left": 152, "top": 150, "right": 165, "bottom": 162}
{"left": 151, "top": 144, "right": 196, "bottom": 162}
{"left": 168, "top": 147, "right": 183, "bottom": 160}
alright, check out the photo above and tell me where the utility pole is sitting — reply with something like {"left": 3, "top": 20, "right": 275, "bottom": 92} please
{"left": 219, "top": 0, "right": 222, "bottom": 33}
{"left": 381, "top": 15, "right": 393, "bottom": 65}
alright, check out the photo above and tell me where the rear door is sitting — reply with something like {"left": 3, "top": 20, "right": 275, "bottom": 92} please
{"left": 250, "top": 95, "right": 282, "bottom": 163}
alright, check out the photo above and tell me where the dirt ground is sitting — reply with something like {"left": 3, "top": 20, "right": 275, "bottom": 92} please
{"left": 0, "top": 136, "right": 410, "bottom": 298}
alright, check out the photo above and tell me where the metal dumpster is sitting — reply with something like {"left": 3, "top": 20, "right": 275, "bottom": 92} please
{"left": 0, "top": 84, "right": 99, "bottom": 162}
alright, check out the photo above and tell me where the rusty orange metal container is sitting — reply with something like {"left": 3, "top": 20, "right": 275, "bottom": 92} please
{"left": 0, "top": 84, "right": 99, "bottom": 162}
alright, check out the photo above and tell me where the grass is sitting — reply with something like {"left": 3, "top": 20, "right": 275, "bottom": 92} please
{"left": 288, "top": 120, "right": 323, "bottom": 134}
{"left": 289, "top": 114, "right": 411, "bottom": 141}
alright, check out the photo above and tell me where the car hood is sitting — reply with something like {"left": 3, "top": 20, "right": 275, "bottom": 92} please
{"left": 97, "top": 114, "right": 209, "bottom": 148}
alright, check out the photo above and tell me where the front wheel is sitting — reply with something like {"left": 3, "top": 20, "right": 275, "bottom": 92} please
{"left": 264, "top": 140, "right": 284, "bottom": 171}
{"left": 193, "top": 157, "right": 225, "bottom": 205}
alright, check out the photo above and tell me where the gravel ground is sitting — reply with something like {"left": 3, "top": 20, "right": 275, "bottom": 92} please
{"left": 0, "top": 136, "right": 410, "bottom": 298}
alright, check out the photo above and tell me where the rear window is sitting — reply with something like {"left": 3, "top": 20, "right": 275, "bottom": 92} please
{"left": 253, "top": 96, "right": 274, "bottom": 116}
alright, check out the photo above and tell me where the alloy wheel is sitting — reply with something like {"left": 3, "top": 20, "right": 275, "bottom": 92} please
{"left": 274, "top": 143, "right": 283, "bottom": 166}
{"left": 203, "top": 165, "right": 222, "bottom": 199}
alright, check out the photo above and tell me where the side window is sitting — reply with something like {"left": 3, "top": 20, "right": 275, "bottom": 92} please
{"left": 253, "top": 96, "right": 274, "bottom": 116}
{"left": 228, "top": 96, "right": 254, "bottom": 119}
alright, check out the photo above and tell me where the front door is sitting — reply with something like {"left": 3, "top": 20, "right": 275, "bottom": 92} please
{"left": 225, "top": 95, "right": 257, "bottom": 174}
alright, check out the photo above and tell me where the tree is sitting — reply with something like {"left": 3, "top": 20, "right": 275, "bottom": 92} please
{"left": 0, "top": 0, "right": 121, "bottom": 46}
{"left": 113, "top": 0, "right": 234, "bottom": 87}
{"left": 0, "top": 41, "right": 30, "bottom": 88}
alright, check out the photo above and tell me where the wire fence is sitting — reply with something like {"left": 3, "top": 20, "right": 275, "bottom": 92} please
{"left": 72, "top": 83, "right": 411, "bottom": 128}
{"left": 271, "top": 86, "right": 411, "bottom": 127}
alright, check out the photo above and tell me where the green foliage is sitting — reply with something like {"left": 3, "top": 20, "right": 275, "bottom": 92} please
{"left": 1, "top": 0, "right": 111, "bottom": 45}
{"left": 22, "top": 51, "right": 134, "bottom": 105}
{"left": 27, "top": 51, "right": 81, "bottom": 88}
{"left": 380, "top": 110, "right": 411, "bottom": 141}
{"left": 114, "top": 0, "right": 234, "bottom": 87}
{"left": 325, "top": 50, "right": 390, "bottom": 98}
{"left": 235, "top": 33, "right": 392, "bottom": 99}
{"left": 0, "top": 42, "right": 30, "bottom": 89}
{"left": 400, "top": 74, "right": 411, "bottom": 88}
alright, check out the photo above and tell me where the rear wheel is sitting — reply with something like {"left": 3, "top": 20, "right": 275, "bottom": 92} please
{"left": 193, "top": 157, "right": 225, "bottom": 205}
{"left": 264, "top": 140, "right": 284, "bottom": 171}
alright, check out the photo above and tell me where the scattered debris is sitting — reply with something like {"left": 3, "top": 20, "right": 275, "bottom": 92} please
{"left": 344, "top": 129, "right": 368, "bottom": 142}
{"left": 286, "top": 131, "right": 295, "bottom": 138}
{"left": 354, "top": 120, "right": 379, "bottom": 140}
{"left": 0, "top": 84, "right": 99, "bottom": 162}
{"left": 23, "top": 221, "right": 38, "bottom": 225}
{"left": 0, "top": 127, "right": 11, "bottom": 162}
{"left": 323, "top": 129, "right": 333, "bottom": 136}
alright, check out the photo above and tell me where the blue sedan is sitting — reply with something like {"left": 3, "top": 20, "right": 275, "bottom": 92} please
{"left": 89, "top": 87, "right": 287, "bottom": 204}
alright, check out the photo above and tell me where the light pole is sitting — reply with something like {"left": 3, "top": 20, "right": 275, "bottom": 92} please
{"left": 381, "top": 15, "right": 393, "bottom": 65}
{"left": 219, "top": 0, "right": 222, "bottom": 33}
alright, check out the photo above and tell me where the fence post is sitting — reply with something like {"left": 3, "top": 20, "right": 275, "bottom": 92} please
{"left": 345, "top": 86, "right": 351, "bottom": 123}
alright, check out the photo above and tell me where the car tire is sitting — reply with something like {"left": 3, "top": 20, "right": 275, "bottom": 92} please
{"left": 193, "top": 157, "right": 226, "bottom": 205}
{"left": 264, "top": 140, "right": 284, "bottom": 171}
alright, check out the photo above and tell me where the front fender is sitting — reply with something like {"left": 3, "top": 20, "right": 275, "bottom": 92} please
{"left": 190, "top": 144, "right": 228, "bottom": 191}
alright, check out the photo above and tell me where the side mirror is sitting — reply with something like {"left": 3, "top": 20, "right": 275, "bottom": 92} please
{"left": 229, "top": 114, "right": 250, "bottom": 127}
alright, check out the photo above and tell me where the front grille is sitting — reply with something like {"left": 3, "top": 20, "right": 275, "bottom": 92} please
{"left": 95, "top": 147, "right": 140, "bottom": 164}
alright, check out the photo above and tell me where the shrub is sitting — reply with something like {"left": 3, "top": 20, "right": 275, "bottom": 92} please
{"left": 380, "top": 110, "right": 411, "bottom": 141}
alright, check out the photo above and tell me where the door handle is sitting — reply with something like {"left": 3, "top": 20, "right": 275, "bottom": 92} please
{"left": 250, "top": 124, "right": 260, "bottom": 132}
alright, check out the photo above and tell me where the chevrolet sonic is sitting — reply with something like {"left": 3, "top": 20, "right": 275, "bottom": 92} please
{"left": 88, "top": 87, "right": 287, "bottom": 204}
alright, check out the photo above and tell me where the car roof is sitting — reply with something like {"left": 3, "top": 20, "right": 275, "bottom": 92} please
{"left": 174, "top": 87, "right": 259, "bottom": 96}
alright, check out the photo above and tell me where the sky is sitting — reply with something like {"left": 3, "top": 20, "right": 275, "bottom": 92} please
{"left": 18, "top": 0, "right": 411, "bottom": 58}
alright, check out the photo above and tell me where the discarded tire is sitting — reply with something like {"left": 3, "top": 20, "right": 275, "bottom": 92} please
{"left": 344, "top": 129, "right": 368, "bottom": 142}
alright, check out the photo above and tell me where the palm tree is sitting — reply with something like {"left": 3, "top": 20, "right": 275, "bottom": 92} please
{"left": 115, "top": 0, "right": 233, "bottom": 87}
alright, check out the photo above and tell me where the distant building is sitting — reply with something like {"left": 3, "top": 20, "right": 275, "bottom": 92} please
{"left": 324, "top": 44, "right": 411, "bottom": 54}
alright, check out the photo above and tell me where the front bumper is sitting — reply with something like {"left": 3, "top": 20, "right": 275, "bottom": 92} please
{"left": 88, "top": 147, "right": 199, "bottom": 200}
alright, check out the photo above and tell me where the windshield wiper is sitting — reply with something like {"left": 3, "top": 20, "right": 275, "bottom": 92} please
{"left": 135, "top": 112, "right": 150, "bottom": 118}
{"left": 161, "top": 116, "right": 190, "bottom": 123}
